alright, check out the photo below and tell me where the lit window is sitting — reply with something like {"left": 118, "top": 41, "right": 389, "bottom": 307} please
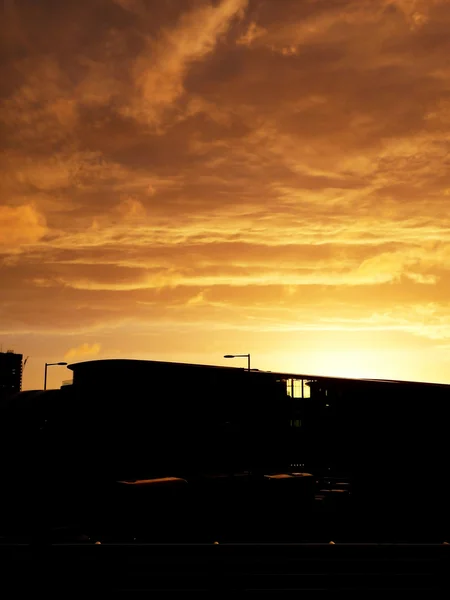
{"left": 286, "top": 379, "right": 293, "bottom": 397}
{"left": 286, "top": 378, "right": 311, "bottom": 399}
{"left": 292, "top": 380, "right": 302, "bottom": 398}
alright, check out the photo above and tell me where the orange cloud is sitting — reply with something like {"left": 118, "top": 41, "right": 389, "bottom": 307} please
{"left": 123, "top": 0, "right": 248, "bottom": 125}
{"left": 0, "top": 204, "right": 47, "bottom": 251}
{"left": 237, "top": 22, "right": 267, "bottom": 46}
{"left": 64, "top": 342, "right": 101, "bottom": 362}
{"left": 2, "top": 0, "right": 450, "bottom": 387}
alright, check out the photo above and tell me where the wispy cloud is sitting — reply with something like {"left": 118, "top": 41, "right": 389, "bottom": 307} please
{"left": 2, "top": 0, "right": 450, "bottom": 385}
{"left": 64, "top": 342, "right": 101, "bottom": 361}
{"left": 122, "top": 0, "right": 248, "bottom": 126}
{"left": 0, "top": 204, "right": 47, "bottom": 251}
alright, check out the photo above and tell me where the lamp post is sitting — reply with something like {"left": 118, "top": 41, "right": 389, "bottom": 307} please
{"left": 44, "top": 362, "right": 68, "bottom": 391}
{"left": 224, "top": 354, "right": 251, "bottom": 371}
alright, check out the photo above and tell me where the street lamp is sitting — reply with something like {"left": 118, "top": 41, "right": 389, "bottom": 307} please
{"left": 224, "top": 354, "right": 251, "bottom": 371}
{"left": 44, "top": 362, "right": 68, "bottom": 391}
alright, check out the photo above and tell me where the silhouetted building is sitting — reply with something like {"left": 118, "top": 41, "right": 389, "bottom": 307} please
{"left": 2, "top": 357, "right": 450, "bottom": 540}
{"left": 0, "top": 350, "right": 22, "bottom": 402}
{"left": 61, "top": 358, "right": 291, "bottom": 479}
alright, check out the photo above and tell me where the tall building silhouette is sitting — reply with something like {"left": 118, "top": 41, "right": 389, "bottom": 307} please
{"left": 0, "top": 350, "right": 23, "bottom": 401}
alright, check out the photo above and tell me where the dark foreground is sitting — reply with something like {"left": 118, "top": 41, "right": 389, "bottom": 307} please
{"left": 2, "top": 541, "right": 449, "bottom": 592}
{"left": 2, "top": 473, "right": 450, "bottom": 591}
{"left": 2, "top": 472, "right": 450, "bottom": 544}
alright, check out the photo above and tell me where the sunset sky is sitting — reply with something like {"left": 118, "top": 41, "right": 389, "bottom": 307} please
{"left": 1, "top": 0, "right": 450, "bottom": 391}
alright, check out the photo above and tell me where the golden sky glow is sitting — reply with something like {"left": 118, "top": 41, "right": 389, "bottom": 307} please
{"left": 1, "top": 0, "right": 450, "bottom": 390}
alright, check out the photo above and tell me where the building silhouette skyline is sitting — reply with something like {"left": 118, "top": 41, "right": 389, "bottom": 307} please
{"left": 0, "top": 350, "right": 22, "bottom": 402}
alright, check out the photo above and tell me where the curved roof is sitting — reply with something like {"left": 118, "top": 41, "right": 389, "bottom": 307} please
{"left": 67, "top": 358, "right": 241, "bottom": 373}
{"left": 66, "top": 358, "right": 450, "bottom": 389}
